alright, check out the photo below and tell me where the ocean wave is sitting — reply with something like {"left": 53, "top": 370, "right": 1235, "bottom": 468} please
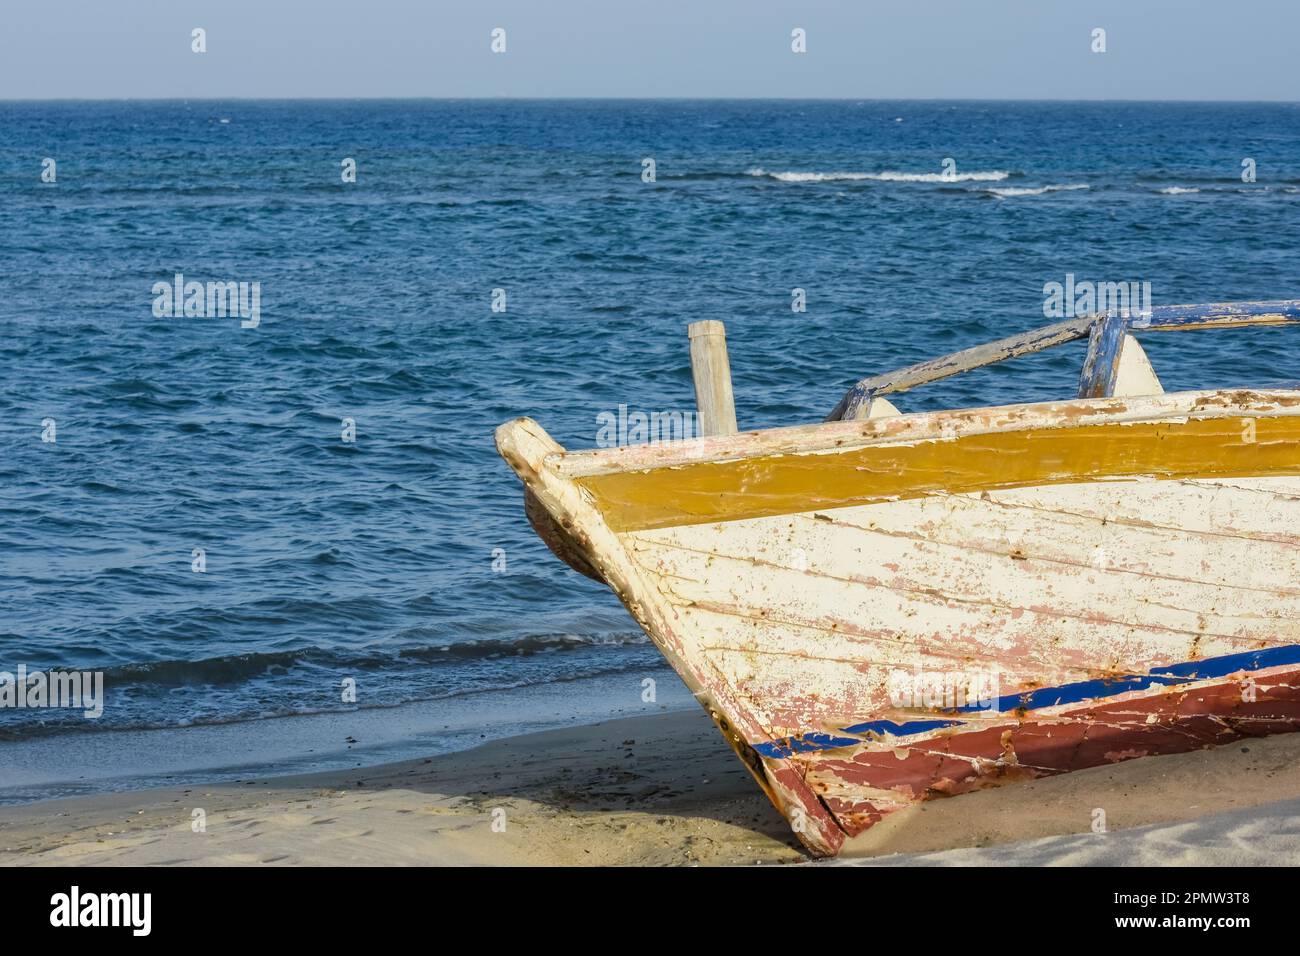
{"left": 400, "top": 632, "right": 651, "bottom": 661}
{"left": 93, "top": 632, "right": 652, "bottom": 686}
{"left": 1157, "top": 186, "right": 1201, "bottom": 195}
{"left": 0, "top": 632, "right": 659, "bottom": 740}
{"left": 986, "top": 184, "right": 1090, "bottom": 198}
{"left": 0, "top": 655, "right": 662, "bottom": 742}
{"left": 747, "top": 167, "right": 1011, "bottom": 184}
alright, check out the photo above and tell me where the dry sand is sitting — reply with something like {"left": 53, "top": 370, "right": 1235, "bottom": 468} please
{"left": 3, "top": 708, "right": 1300, "bottom": 866}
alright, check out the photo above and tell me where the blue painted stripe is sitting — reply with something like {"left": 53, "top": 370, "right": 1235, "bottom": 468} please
{"left": 1152, "top": 643, "right": 1300, "bottom": 679}
{"left": 753, "top": 733, "right": 865, "bottom": 759}
{"left": 840, "top": 718, "right": 963, "bottom": 736}
{"left": 752, "top": 642, "right": 1300, "bottom": 760}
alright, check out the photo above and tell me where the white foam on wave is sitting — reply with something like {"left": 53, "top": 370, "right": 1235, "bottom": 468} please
{"left": 747, "top": 167, "right": 1011, "bottom": 184}
{"left": 1158, "top": 186, "right": 1201, "bottom": 195}
{"left": 986, "top": 184, "right": 1090, "bottom": 198}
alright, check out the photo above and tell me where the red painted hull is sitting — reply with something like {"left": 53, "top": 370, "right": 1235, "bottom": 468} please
{"left": 789, "top": 664, "right": 1300, "bottom": 842}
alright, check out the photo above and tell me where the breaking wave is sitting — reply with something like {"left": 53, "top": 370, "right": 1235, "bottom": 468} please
{"left": 747, "top": 167, "right": 1011, "bottom": 184}
{"left": 985, "top": 184, "right": 1090, "bottom": 198}
{"left": 94, "top": 632, "right": 653, "bottom": 687}
{"left": 0, "top": 633, "right": 658, "bottom": 740}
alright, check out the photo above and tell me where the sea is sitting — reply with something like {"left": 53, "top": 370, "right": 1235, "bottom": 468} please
{"left": 2, "top": 99, "right": 1298, "bottom": 800}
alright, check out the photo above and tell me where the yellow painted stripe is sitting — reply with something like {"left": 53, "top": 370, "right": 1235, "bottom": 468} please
{"left": 577, "top": 416, "right": 1300, "bottom": 532}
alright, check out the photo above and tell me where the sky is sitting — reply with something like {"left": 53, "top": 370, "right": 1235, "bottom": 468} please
{"left": 0, "top": 0, "right": 1295, "bottom": 101}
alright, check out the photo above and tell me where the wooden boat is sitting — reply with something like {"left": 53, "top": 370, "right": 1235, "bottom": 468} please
{"left": 496, "top": 301, "right": 1300, "bottom": 857}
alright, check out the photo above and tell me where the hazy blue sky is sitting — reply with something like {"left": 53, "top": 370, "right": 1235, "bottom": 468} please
{"left": 1, "top": 0, "right": 1295, "bottom": 100}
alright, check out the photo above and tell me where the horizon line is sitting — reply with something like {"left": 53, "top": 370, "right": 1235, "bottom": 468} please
{"left": 2, "top": 96, "right": 1299, "bottom": 105}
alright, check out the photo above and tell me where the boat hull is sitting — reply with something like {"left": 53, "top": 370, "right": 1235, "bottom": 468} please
{"left": 797, "top": 655, "right": 1300, "bottom": 837}
{"left": 497, "top": 390, "right": 1300, "bottom": 856}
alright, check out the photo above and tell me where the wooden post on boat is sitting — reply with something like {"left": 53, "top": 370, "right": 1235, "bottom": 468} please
{"left": 1078, "top": 313, "right": 1129, "bottom": 398}
{"left": 688, "top": 320, "right": 738, "bottom": 436}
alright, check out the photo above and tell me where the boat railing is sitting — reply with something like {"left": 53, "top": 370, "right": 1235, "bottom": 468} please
{"left": 824, "top": 300, "right": 1300, "bottom": 421}
{"left": 683, "top": 302, "right": 1300, "bottom": 437}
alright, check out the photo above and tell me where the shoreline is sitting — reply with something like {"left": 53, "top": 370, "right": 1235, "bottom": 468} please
{"left": 6, "top": 708, "right": 1300, "bottom": 865}
{"left": 0, "top": 667, "right": 695, "bottom": 806}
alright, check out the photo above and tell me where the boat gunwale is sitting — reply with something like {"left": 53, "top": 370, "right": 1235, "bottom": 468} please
{"left": 547, "top": 387, "right": 1300, "bottom": 479}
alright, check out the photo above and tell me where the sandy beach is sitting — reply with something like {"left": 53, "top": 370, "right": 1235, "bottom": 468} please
{"left": 4, "top": 708, "right": 1300, "bottom": 866}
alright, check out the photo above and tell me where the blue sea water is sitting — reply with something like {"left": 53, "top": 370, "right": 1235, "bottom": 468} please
{"left": 1, "top": 100, "right": 1298, "bottom": 794}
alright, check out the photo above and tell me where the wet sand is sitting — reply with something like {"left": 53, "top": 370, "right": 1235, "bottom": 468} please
{"left": 4, "top": 709, "right": 1300, "bottom": 866}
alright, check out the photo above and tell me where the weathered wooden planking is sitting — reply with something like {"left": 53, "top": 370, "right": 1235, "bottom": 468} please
{"left": 986, "top": 477, "right": 1300, "bottom": 546}
{"left": 625, "top": 487, "right": 1300, "bottom": 728}
{"left": 663, "top": 589, "right": 1107, "bottom": 694}
{"left": 633, "top": 552, "right": 1288, "bottom": 712}
{"left": 842, "top": 486, "right": 1300, "bottom": 589}
{"left": 556, "top": 389, "right": 1300, "bottom": 480}
{"left": 655, "top": 599, "right": 1139, "bottom": 737}
{"left": 631, "top": 496, "right": 1300, "bottom": 638}
{"left": 576, "top": 410, "right": 1300, "bottom": 532}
